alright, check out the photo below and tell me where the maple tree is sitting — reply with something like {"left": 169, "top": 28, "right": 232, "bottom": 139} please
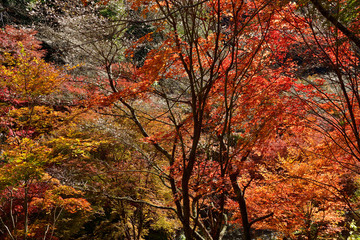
{"left": 257, "top": 1, "right": 360, "bottom": 237}
{"left": 228, "top": 125, "right": 351, "bottom": 239}
{"left": 0, "top": 140, "right": 92, "bottom": 240}
{"left": 300, "top": 0, "right": 360, "bottom": 172}
{"left": 80, "top": 0, "right": 360, "bottom": 238}
{"left": 0, "top": 25, "right": 71, "bottom": 140}
{"left": 0, "top": 26, "right": 92, "bottom": 240}
{"left": 84, "top": 0, "right": 311, "bottom": 239}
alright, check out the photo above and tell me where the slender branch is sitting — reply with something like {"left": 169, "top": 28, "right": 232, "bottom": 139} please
{"left": 43, "top": 224, "right": 50, "bottom": 240}
{"left": 119, "top": 98, "right": 173, "bottom": 160}
{"left": 105, "top": 194, "right": 177, "bottom": 212}
{"left": 249, "top": 212, "right": 274, "bottom": 227}
{"left": 0, "top": 215, "right": 15, "bottom": 240}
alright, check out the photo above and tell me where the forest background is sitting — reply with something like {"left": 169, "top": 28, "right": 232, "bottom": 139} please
{"left": 1, "top": 0, "right": 360, "bottom": 239}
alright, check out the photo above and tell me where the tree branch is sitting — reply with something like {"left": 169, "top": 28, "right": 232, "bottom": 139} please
{"left": 310, "top": 0, "right": 360, "bottom": 50}
{"left": 249, "top": 212, "right": 274, "bottom": 227}
{"left": 105, "top": 194, "right": 177, "bottom": 212}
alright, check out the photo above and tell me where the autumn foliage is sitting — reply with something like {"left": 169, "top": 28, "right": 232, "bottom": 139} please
{"left": 0, "top": 26, "right": 91, "bottom": 239}
{"left": 1, "top": 0, "right": 360, "bottom": 239}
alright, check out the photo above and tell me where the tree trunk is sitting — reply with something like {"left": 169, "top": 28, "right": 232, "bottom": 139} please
{"left": 24, "top": 182, "right": 29, "bottom": 240}
{"left": 229, "top": 172, "right": 252, "bottom": 240}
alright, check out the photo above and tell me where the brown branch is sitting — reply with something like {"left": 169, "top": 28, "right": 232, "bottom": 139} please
{"left": 119, "top": 98, "right": 173, "bottom": 161}
{"left": 310, "top": 0, "right": 360, "bottom": 50}
{"left": 249, "top": 212, "right": 274, "bottom": 227}
{"left": 105, "top": 194, "right": 177, "bottom": 212}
